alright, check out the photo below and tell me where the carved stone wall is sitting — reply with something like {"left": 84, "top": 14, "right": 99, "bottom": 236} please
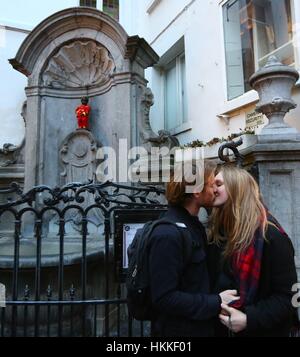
{"left": 60, "top": 130, "right": 99, "bottom": 184}
{"left": 9, "top": 8, "right": 159, "bottom": 190}
{"left": 248, "top": 141, "right": 300, "bottom": 281}
{"left": 138, "top": 86, "right": 179, "bottom": 152}
{"left": 0, "top": 141, "right": 25, "bottom": 190}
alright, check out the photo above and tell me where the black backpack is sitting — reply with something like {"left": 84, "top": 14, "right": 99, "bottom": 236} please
{"left": 126, "top": 218, "right": 193, "bottom": 321}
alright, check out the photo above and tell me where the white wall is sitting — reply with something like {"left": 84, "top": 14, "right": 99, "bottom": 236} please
{"left": 121, "top": 0, "right": 229, "bottom": 144}
{"left": 0, "top": 0, "right": 78, "bottom": 29}
{"left": 119, "top": 0, "right": 137, "bottom": 36}
{"left": 0, "top": 29, "right": 27, "bottom": 147}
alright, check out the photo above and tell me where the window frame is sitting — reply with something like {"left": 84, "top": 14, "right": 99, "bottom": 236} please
{"left": 220, "top": 0, "right": 298, "bottom": 105}
{"left": 146, "top": 0, "right": 163, "bottom": 14}
{"left": 79, "top": 0, "right": 98, "bottom": 8}
{"left": 163, "top": 51, "right": 188, "bottom": 132}
{"left": 79, "top": 0, "right": 119, "bottom": 21}
{"left": 102, "top": 0, "right": 119, "bottom": 21}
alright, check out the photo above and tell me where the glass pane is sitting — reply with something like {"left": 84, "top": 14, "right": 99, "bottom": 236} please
{"left": 223, "top": 0, "right": 293, "bottom": 100}
{"left": 253, "top": 0, "right": 293, "bottom": 67}
{"left": 80, "top": 0, "right": 97, "bottom": 7}
{"left": 165, "top": 60, "right": 178, "bottom": 131}
{"left": 103, "top": 0, "right": 119, "bottom": 21}
{"left": 223, "top": 0, "right": 249, "bottom": 100}
{"left": 180, "top": 55, "right": 188, "bottom": 123}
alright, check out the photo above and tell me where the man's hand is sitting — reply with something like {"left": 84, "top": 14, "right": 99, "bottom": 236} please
{"left": 219, "top": 303, "right": 247, "bottom": 333}
{"left": 219, "top": 289, "right": 240, "bottom": 305}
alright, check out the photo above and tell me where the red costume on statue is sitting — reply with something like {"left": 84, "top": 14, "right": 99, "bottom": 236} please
{"left": 75, "top": 97, "right": 91, "bottom": 129}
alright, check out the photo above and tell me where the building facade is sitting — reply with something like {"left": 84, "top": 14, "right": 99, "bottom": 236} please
{"left": 120, "top": 0, "right": 300, "bottom": 146}
{"left": 2, "top": 0, "right": 300, "bottom": 149}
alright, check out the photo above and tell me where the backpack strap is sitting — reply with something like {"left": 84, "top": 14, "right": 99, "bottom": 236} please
{"left": 147, "top": 218, "right": 193, "bottom": 266}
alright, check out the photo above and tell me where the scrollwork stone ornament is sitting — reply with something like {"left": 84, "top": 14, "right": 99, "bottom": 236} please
{"left": 147, "top": 130, "right": 180, "bottom": 150}
{"left": 0, "top": 142, "right": 24, "bottom": 167}
{"left": 60, "top": 130, "right": 98, "bottom": 184}
{"left": 140, "top": 87, "right": 180, "bottom": 152}
{"left": 140, "top": 88, "right": 156, "bottom": 142}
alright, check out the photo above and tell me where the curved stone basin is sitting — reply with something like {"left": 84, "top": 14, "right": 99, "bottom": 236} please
{"left": 0, "top": 238, "right": 106, "bottom": 268}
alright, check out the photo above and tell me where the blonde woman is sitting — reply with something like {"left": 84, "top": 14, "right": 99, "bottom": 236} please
{"left": 208, "top": 165, "right": 298, "bottom": 337}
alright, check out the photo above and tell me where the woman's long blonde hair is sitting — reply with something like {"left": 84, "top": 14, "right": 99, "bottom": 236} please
{"left": 209, "top": 165, "right": 267, "bottom": 257}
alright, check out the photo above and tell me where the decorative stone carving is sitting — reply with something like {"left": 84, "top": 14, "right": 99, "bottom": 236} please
{"left": 147, "top": 130, "right": 180, "bottom": 150}
{"left": 60, "top": 130, "right": 97, "bottom": 183}
{"left": 134, "top": 87, "right": 180, "bottom": 185}
{"left": 21, "top": 101, "right": 27, "bottom": 126}
{"left": 0, "top": 141, "right": 24, "bottom": 167}
{"left": 140, "top": 87, "right": 156, "bottom": 142}
{"left": 140, "top": 87, "right": 180, "bottom": 151}
{"left": 9, "top": 7, "right": 160, "bottom": 192}
{"left": 42, "top": 41, "right": 115, "bottom": 88}
{"left": 0, "top": 103, "right": 26, "bottom": 168}
{"left": 59, "top": 130, "right": 103, "bottom": 234}
{"left": 60, "top": 129, "right": 99, "bottom": 183}
{"left": 249, "top": 55, "right": 299, "bottom": 134}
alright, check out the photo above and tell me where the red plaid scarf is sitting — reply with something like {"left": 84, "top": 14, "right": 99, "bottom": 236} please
{"left": 229, "top": 213, "right": 288, "bottom": 310}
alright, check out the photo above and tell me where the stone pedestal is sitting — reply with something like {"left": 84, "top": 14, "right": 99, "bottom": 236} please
{"left": 247, "top": 56, "right": 300, "bottom": 294}
{"left": 242, "top": 139, "right": 300, "bottom": 279}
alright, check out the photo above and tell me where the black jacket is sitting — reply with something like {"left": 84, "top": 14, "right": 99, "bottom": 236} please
{"left": 207, "top": 224, "right": 298, "bottom": 337}
{"left": 149, "top": 206, "right": 221, "bottom": 337}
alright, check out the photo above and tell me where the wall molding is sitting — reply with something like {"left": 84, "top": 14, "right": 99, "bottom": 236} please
{"left": 146, "top": 0, "right": 163, "bottom": 14}
{"left": 0, "top": 24, "right": 30, "bottom": 34}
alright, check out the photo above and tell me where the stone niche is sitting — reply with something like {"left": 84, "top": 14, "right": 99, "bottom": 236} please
{"left": 9, "top": 7, "right": 160, "bottom": 191}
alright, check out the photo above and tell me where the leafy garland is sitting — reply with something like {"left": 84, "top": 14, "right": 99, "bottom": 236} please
{"left": 183, "top": 128, "right": 255, "bottom": 148}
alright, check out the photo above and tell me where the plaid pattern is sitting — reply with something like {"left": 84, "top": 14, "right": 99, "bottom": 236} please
{"left": 229, "top": 213, "right": 287, "bottom": 310}
{"left": 230, "top": 227, "right": 264, "bottom": 309}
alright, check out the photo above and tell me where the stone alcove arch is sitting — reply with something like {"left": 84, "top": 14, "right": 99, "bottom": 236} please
{"left": 9, "top": 7, "right": 159, "bottom": 190}
{"left": 9, "top": 7, "right": 129, "bottom": 81}
{"left": 42, "top": 40, "right": 116, "bottom": 89}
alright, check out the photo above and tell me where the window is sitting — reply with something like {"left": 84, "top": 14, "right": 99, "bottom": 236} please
{"left": 223, "top": 0, "right": 294, "bottom": 100}
{"left": 80, "top": 0, "right": 97, "bottom": 7}
{"left": 164, "top": 53, "right": 187, "bottom": 131}
{"left": 103, "top": 0, "right": 119, "bottom": 21}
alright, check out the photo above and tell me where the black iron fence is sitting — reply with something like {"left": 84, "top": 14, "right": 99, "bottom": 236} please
{"left": 0, "top": 181, "right": 167, "bottom": 337}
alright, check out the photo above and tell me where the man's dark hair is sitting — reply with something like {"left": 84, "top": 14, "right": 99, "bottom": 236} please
{"left": 166, "top": 159, "right": 216, "bottom": 206}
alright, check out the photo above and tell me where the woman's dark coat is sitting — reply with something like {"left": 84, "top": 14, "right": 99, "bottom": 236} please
{"left": 207, "top": 224, "right": 298, "bottom": 337}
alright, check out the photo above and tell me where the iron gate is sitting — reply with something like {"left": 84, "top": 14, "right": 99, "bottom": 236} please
{"left": 0, "top": 181, "right": 167, "bottom": 337}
